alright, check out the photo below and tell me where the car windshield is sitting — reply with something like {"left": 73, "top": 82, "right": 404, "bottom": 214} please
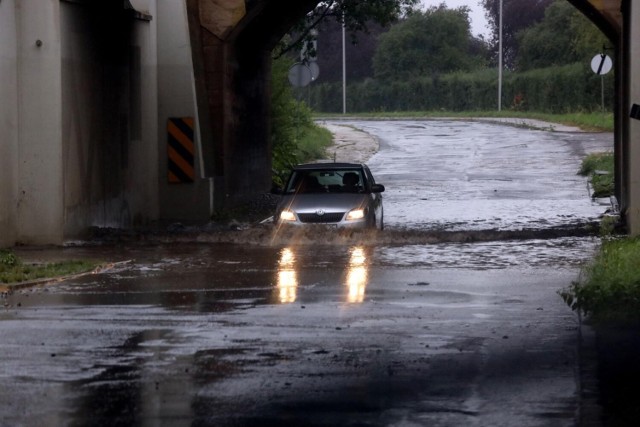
{"left": 285, "top": 169, "right": 364, "bottom": 194}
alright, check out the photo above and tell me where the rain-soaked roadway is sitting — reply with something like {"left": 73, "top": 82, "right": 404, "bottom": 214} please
{"left": 1, "top": 120, "right": 612, "bottom": 426}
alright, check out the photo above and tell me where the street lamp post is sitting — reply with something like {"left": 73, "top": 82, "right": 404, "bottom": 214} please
{"left": 498, "top": 0, "right": 503, "bottom": 111}
{"left": 342, "top": 16, "right": 346, "bottom": 114}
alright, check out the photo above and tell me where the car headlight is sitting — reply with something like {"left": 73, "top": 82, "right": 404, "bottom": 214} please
{"left": 346, "top": 208, "right": 365, "bottom": 221}
{"left": 279, "top": 209, "right": 296, "bottom": 222}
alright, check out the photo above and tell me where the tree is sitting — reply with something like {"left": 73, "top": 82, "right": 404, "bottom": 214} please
{"left": 313, "top": 19, "right": 387, "bottom": 83}
{"left": 516, "top": 0, "right": 610, "bottom": 70}
{"left": 516, "top": 0, "right": 577, "bottom": 70}
{"left": 570, "top": 5, "right": 610, "bottom": 60}
{"left": 481, "top": 0, "right": 553, "bottom": 68}
{"left": 373, "top": 5, "right": 488, "bottom": 80}
{"left": 276, "top": 0, "right": 419, "bottom": 60}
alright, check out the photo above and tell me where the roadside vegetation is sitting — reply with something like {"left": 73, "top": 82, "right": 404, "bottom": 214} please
{"left": 561, "top": 237, "right": 640, "bottom": 325}
{"left": 271, "top": 56, "right": 333, "bottom": 187}
{"left": 0, "top": 249, "right": 100, "bottom": 285}
{"left": 561, "top": 153, "right": 636, "bottom": 326}
{"left": 578, "top": 152, "right": 615, "bottom": 198}
{"left": 315, "top": 110, "right": 613, "bottom": 132}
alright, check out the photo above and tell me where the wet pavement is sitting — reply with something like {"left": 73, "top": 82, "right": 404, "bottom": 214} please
{"left": 0, "top": 120, "right": 614, "bottom": 426}
{"left": 347, "top": 119, "right": 611, "bottom": 231}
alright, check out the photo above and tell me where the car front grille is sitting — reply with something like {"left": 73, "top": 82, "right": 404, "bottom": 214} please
{"left": 298, "top": 212, "right": 345, "bottom": 223}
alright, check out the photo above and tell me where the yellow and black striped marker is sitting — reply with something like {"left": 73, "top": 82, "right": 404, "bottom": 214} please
{"left": 167, "top": 117, "right": 195, "bottom": 183}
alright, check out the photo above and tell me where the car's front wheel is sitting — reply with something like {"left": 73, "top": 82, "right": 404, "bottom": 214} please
{"left": 368, "top": 214, "right": 377, "bottom": 229}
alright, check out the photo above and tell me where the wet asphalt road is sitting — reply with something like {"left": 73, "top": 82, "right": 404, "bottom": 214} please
{"left": 0, "top": 120, "right": 613, "bottom": 426}
{"left": 351, "top": 119, "right": 611, "bottom": 231}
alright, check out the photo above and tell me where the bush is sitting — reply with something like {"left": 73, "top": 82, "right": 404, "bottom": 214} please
{"left": 271, "top": 58, "right": 333, "bottom": 186}
{"left": 560, "top": 237, "right": 640, "bottom": 324}
{"left": 0, "top": 250, "right": 19, "bottom": 268}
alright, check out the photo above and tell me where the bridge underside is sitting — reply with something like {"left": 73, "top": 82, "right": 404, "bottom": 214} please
{"left": 184, "top": 0, "right": 319, "bottom": 207}
{"left": 576, "top": 0, "right": 623, "bottom": 35}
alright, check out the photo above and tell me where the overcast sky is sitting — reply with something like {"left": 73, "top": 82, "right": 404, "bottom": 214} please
{"left": 420, "top": 0, "right": 490, "bottom": 38}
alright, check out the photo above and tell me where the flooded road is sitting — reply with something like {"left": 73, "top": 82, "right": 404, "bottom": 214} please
{"left": 344, "top": 119, "right": 611, "bottom": 231}
{"left": 0, "top": 120, "right": 613, "bottom": 426}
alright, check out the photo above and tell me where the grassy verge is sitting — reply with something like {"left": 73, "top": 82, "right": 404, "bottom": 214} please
{"left": 0, "top": 249, "right": 100, "bottom": 285}
{"left": 297, "top": 123, "right": 334, "bottom": 162}
{"left": 315, "top": 110, "right": 614, "bottom": 132}
{"left": 561, "top": 237, "right": 640, "bottom": 325}
{"left": 578, "top": 152, "right": 614, "bottom": 198}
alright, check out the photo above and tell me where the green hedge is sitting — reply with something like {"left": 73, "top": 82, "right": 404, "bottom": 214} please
{"left": 306, "top": 63, "right": 614, "bottom": 114}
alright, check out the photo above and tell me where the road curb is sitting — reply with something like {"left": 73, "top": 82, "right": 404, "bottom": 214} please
{"left": 0, "top": 261, "right": 129, "bottom": 293}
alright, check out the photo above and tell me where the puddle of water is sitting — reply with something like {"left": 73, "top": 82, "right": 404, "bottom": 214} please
{"left": 6, "top": 236, "right": 600, "bottom": 316}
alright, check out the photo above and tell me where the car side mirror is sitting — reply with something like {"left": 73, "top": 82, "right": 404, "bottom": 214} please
{"left": 371, "top": 184, "right": 385, "bottom": 193}
{"left": 271, "top": 186, "right": 284, "bottom": 195}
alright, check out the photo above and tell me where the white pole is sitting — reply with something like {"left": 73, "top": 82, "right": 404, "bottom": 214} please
{"left": 342, "top": 16, "right": 346, "bottom": 114}
{"left": 601, "top": 75, "right": 605, "bottom": 113}
{"left": 498, "top": 0, "right": 503, "bottom": 111}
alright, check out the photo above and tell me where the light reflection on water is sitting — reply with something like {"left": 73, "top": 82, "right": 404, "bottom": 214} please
{"left": 273, "top": 237, "right": 597, "bottom": 304}
{"left": 277, "top": 248, "right": 298, "bottom": 303}
{"left": 346, "top": 247, "right": 368, "bottom": 303}
{"left": 276, "top": 246, "right": 370, "bottom": 304}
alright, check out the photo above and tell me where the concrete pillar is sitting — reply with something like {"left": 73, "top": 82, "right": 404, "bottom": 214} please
{"left": 15, "top": 0, "right": 64, "bottom": 245}
{"left": 129, "top": 1, "right": 160, "bottom": 225}
{"left": 60, "top": 0, "right": 160, "bottom": 236}
{"left": 0, "top": 0, "right": 65, "bottom": 246}
{"left": 627, "top": 1, "right": 640, "bottom": 234}
{"left": 0, "top": 0, "right": 19, "bottom": 247}
{"left": 157, "top": 0, "right": 212, "bottom": 221}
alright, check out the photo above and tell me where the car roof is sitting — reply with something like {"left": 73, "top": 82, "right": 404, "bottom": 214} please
{"left": 292, "top": 162, "right": 366, "bottom": 170}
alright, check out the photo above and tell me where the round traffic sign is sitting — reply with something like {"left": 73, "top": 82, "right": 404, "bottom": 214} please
{"left": 288, "top": 63, "right": 312, "bottom": 87}
{"left": 308, "top": 61, "right": 320, "bottom": 81}
{"left": 591, "top": 54, "right": 613, "bottom": 75}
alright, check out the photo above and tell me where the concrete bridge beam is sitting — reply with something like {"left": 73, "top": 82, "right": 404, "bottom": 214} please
{"left": 625, "top": 0, "right": 640, "bottom": 234}
{"left": 186, "top": 0, "right": 319, "bottom": 207}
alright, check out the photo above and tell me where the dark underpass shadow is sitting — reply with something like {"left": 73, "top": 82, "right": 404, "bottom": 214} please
{"left": 593, "top": 325, "right": 640, "bottom": 426}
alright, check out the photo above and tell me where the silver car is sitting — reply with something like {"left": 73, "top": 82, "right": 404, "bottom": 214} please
{"left": 273, "top": 162, "right": 385, "bottom": 229}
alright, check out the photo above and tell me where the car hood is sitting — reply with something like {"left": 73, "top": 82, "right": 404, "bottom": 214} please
{"left": 277, "top": 193, "right": 369, "bottom": 213}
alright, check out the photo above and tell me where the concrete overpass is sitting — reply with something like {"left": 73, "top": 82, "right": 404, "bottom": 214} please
{"left": 0, "top": 0, "right": 639, "bottom": 246}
